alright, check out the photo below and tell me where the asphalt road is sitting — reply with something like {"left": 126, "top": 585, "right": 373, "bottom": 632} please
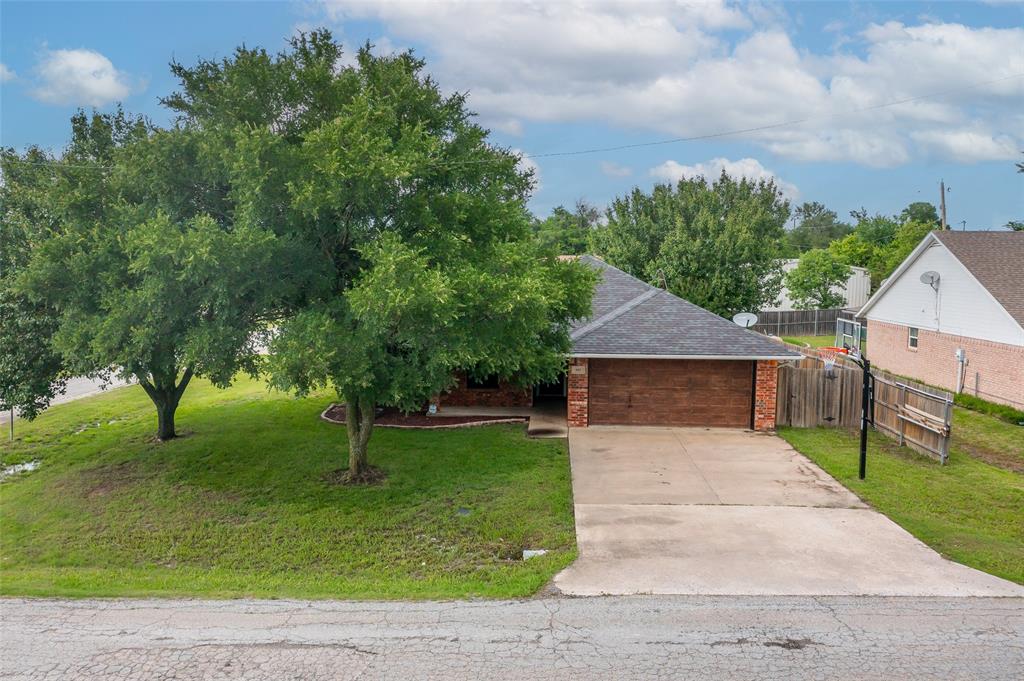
{"left": 2, "top": 595, "right": 1021, "bottom": 680}
{"left": 1, "top": 376, "right": 132, "bottom": 427}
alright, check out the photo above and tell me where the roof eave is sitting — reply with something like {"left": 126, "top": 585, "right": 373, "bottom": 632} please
{"left": 857, "top": 231, "right": 939, "bottom": 318}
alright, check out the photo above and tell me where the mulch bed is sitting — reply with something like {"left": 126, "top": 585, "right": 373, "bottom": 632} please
{"left": 321, "top": 404, "right": 527, "bottom": 429}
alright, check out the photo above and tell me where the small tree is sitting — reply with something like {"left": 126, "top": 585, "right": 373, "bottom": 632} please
{"left": 16, "top": 112, "right": 303, "bottom": 440}
{"left": 785, "top": 249, "right": 851, "bottom": 310}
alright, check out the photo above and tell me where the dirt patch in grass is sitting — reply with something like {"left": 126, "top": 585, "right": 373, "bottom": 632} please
{"left": 69, "top": 460, "right": 152, "bottom": 499}
{"left": 323, "top": 404, "right": 526, "bottom": 428}
{"left": 952, "top": 437, "right": 1024, "bottom": 474}
{"left": 322, "top": 465, "right": 388, "bottom": 486}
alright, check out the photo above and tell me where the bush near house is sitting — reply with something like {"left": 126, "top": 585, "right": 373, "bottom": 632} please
{"left": 0, "top": 377, "right": 576, "bottom": 599}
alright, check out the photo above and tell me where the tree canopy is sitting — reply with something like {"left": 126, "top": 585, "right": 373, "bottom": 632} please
{"left": 783, "top": 201, "right": 853, "bottom": 255}
{"left": 164, "top": 31, "right": 595, "bottom": 478}
{"left": 8, "top": 104, "right": 308, "bottom": 440}
{"left": 590, "top": 172, "right": 790, "bottom": 317}
{"left": 532, "top": 200, "right": 600, "bottom": 255}
{"left": 785, "top": 249, "right": 851, "bottom": 310}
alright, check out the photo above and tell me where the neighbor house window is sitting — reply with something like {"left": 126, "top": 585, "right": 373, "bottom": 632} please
{"left": 908, "top": 327, "right": 919, "bottom": 349}
{"left": 466, "top": 374, "right": 500, "bottom": 390}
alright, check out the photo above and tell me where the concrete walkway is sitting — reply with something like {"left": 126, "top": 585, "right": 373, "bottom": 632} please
{"left": 554, "top": 427, "right": 1024, "bottom": 597}
{"left": 435, "top": 402, "right": 567, "bottom": 438}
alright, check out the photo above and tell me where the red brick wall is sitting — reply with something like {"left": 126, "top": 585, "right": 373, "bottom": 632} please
{"left": 753, "top": 360, "right": 778, "bottom": 431}
{"left": 567, "top": 358, "right": 589, "bottom": 427}
{"left": 439, "top": 372, "right": 533, "bottom": 409}
{"left": 867, "top": 320, "right": 1024, "bottom": 408}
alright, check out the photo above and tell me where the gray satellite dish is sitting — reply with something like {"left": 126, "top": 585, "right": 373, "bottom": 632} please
{"left": 732, "top": 312, "right": 758, "bottom": 328}
{"left": 919, "top": 271, "right": 940, "bottom": 291}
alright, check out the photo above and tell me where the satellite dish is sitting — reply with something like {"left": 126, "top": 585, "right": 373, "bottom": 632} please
{"left": 732, "top": 312, "right": 758, "bottom": 328}
{"left": 919, "top": 271, "right": 940, "bottom": 291}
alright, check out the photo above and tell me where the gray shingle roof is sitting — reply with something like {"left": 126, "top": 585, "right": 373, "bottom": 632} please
{"left": 933, "top": 231, "right": 1024, "bottom": 328}
{"left": 570, "top": 255, "right": 800, "bottom": 359}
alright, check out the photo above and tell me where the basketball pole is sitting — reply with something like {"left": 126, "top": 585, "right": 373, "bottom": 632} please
{"left": 858, "top": 357, "right": 871, "bottom": 480}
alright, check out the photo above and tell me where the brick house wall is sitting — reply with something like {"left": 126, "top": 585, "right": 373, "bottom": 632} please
{"left": 753, "top": 360, "right": 778, "bottom": 431}
{"left": 567, "top": 358, "right": 589, "bottom": 427}
{"left": 437, "top": 372, "right": 533, "bottom": 409}
{"left": 867, "top": 320, "right": 1024, "bottom": 409}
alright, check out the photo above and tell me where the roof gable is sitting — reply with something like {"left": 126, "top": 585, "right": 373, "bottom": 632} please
{"left": 933, "top": 231, "right": 1024, "bottom": 328}
{"left": 859, "top": 231, "right": 1024, "bottom": 334}
{"left": 571, "top": 255, "right": 799, "bottom": 359}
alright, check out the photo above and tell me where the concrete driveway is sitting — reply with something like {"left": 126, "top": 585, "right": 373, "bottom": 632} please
{"left": 553, "top": 427, "right": 1023, "bottom": 597}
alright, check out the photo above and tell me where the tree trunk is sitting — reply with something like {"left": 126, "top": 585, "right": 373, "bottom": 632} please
{"left": 156, "top": 399, "right": 176, "bottom": 441}
{"left": 139, "top": 366, "right": 194, "bottom": 441}
{"left": 344, "top": 395, "right": 376, "bottom": 478}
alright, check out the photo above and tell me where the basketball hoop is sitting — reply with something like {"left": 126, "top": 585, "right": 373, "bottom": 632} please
{"left": 820, "top": 346, "right": 849, "bottom": 374}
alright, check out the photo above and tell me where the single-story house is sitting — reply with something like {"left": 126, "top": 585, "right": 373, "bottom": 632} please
{"left": 857, "top": 231, "right": 1024, "bottom": 409}
{"left": 763, "top": 258, "right": 871, "bottom": 311}
{"left": 442, "top": 255, "right": 800, "bottom": 430}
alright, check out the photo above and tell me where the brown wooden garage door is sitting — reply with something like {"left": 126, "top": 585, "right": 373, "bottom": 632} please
{"left": 589, "top": 358, "right": 754, "bottom": 428}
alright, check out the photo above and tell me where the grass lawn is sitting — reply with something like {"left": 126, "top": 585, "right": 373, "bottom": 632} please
{"left": 781, "top": 334, "right": 836, "bottom": 348}
{"left": 0, "top": 377, "right": 576, "bottom": 599}
{"left": 952, "top": 407, "right": 1024, "bottom": 473}
{"left": 779, "top": 425, "right": 1024, "bottom": 584}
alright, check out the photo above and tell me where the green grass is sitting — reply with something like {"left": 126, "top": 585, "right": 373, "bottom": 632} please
{"left": 0, "top": 377, "right": 576, "bottom": 599}
{"left": 952, "top": 407, "right": 1024, "bottom": 473}
{"left": 781, "top": 334, "right": 837, "bottom": 348}
{"left": 954, "top": 392, "right": 1024, "bottom": 425}
{"left": 779, "top": 426, "right": 1024, "bottom": 584}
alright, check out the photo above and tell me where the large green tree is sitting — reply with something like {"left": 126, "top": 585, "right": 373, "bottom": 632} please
{"left": 783, "top": 201, "right": 852, "bottom": 255}
{"left": 532, "top": 200, "right": 600, "bottom": 255}
{"left": 0, "top": 148, "right": 69, "bottom": 420}
{"left": 14, "top": 110, "right": 304, "bottom": 440}
{"left": 785, "top": 249, "right": 851, "bottom": 310}
{"left": 591, "top": 172, "right": 789, "bottom": 317}
{"left": 165, "top": 31, "right": 595, "bottom": 479}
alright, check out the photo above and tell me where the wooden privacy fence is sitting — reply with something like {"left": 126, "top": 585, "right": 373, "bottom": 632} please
{"left": 753, "top": 308, "right": 864, "bottom": 337}
{"left": 775, "top": 354, "right": 953, "bottom": 463}
{"left": 871, "top": 373, "right": 953, "bottom": 463}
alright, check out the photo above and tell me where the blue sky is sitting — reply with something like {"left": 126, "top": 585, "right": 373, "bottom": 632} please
{"left": 2, "top": 1, "right": 1022, "bottom": 229}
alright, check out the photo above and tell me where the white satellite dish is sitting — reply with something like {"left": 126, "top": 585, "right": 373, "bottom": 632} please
{"left": 732, "top": 312, "right": 758, "bottom": 328}
{"left": 919, "top": 271, "right": 940, "bottom": 291}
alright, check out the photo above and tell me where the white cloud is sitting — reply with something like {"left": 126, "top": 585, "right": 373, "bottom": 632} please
{"left": 0, "top": 63, "right": 15, "bottom": 82}
{"left": 31, "top": 48, "right": 132, "bottom": 106}
{"left": 650, "top": 157, "right": 800, "bottom": 200}
{"left": 600, "top": 160, "right": 632, "bottom": 177}
{"left": 513, "top": 148, "right": 541, "bottom": 190}
{"left": 317, "top": 3, "right": 1023, "bottom": 166}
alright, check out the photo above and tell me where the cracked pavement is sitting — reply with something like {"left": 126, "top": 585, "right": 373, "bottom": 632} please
{"left": 2, "top": 595, "right": 1022, "bottom": 680}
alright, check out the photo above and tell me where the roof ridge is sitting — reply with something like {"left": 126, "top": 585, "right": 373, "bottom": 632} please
{"left": 580, "top": 254, "right": 657, "bottom": 289}
{"left": 570, "top": 288, "right": 662, "bottom": 341}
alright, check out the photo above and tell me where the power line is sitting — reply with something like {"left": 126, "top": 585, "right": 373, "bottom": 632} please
{"left": 4, "top": 72, "right": 1023, "bottom": 170}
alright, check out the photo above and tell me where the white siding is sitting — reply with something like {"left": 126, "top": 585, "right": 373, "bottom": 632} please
{"left": 864, "top": 242, "right": 1024, "bottom": 346}
{"left": 766, "top": 260, "right": 872, "bottom": 311}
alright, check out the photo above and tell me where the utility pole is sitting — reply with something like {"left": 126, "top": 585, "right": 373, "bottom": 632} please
{"left": 940, "top": 180, "right": 948, "bottom": 230}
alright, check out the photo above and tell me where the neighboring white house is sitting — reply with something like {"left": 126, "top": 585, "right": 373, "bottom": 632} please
{"left": 764, "top": 259, "right": 871, "bottom": 311}
{"left": 857, "top": 231, "right": 1024, "bottom": 408}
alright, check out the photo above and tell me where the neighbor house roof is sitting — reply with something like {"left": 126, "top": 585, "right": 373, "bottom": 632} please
{"left": 933, "top": 231, "right": 1024, "bottom": 327}
{"left": 858, "top": 230, "right": 1024, "bottom": 327}
{"left": 570, "top": 255, "right": 800, "bottom": 360}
